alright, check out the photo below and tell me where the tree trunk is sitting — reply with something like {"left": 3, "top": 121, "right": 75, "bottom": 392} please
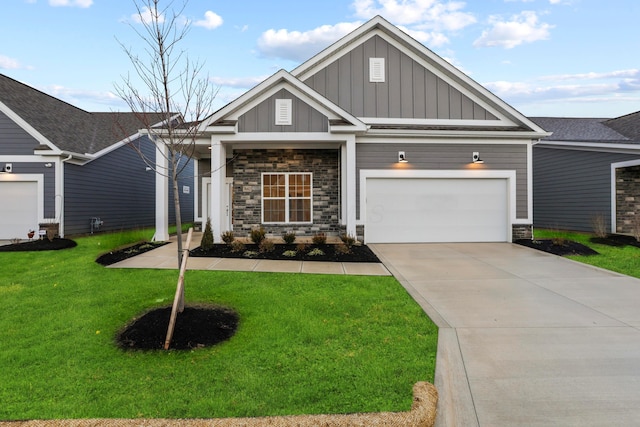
{"left": 170, "top": 150, "right": 183, "bottom": 268}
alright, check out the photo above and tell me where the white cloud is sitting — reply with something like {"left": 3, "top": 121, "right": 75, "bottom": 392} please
{"left": 48, "top": 0, "right": 93, "bottom": 7}
{"left": 483, "top": 69, "right": 640, "bottom": 108}
{"left": 0, "top": 55, "right": 22, "bottom": 70}
{"left": 397, "top": 26, "right": 450, "bottom": 47}
{"left": 257, "top": 21, "right": 362, "bottom": 62}
{"left": 44, "top": 84, "right": 123, "bottom": 109}
{"left": 194, "top": 11, "right": 223, "bottom": 30}
{"left": 474, "top": 11, "right": 553, "bottom": 49}
{"left": 132, "top": 6, "right": 165, "bottom": 25}
{"left": 352, "top": 0, "right": 476, "bottom": 31}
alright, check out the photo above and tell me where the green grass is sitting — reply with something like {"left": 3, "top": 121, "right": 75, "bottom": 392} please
{"left": 0, "top": 229, "right": 437, "bottom": 420}
{"left": 534, "top": 229, "right": 640, "bottom": 278}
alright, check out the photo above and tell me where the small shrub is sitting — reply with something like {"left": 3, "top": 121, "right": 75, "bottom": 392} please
{"left": 249, "top": 227, "right": 266, "bottom": 245}
{"left": 551, "top": 236, "right": 567, "bottom": 246}
{"left": 259, "top": 239, "right": 275, "bottom": 253}
{"left": 221, "top": 230, "right": 235, "bottom": 245}
{"left": 243, "top": 250, "right": 259, "bottom": 258}
{"left": 590, "top": 213, "right": 608, "bottom": 238}
{"left": 282, "top": 231, "right": 296, "bottom": 244}
{"left": 282, "top": 250, "right": 297, "bottom": 257}
{"left": 335, "top": 243, "right": 351, "bottom": 255}
{"left": 308, "top": 248, "right": 325, "bottom": 256}
{"left": 230, "top": 240, "right": 245, "bottom": 253}
{"left": 312, "top": 232, "right": 327, "bottom": 245}
{"left": 201, "top": 218, "right": 214, "bottom": 251}
{"left": 296, "top": 243, "right": 309, "bottom": 253}
{"left": 339, "top": 233, "right": 357, "bottom": 248}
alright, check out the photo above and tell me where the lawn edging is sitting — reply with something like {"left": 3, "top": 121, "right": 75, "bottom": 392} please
{"left": 0, "top": 382, "right": 437, "bottom": 427}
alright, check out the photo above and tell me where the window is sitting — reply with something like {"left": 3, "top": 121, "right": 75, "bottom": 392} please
{"left": 262, "top": 173, "right": 312, "bottom": 223}
{"left": 369, "top": 57, "right": 385, "bottom": 82}
{"left": 275, "top": 99, "right": 292, "bottom": 125}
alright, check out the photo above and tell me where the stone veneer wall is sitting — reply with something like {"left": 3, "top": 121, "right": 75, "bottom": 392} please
{"left": 513, "top": 224, "right": 533, "bottom": 241}
{"left": 616, "top": 166, "right": 640, "bottom": 235}
{"left": 231, "top": 148, "right": 341, "bottom": 237}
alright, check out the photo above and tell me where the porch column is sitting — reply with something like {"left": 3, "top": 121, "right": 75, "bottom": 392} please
{"left": 154, "top": 140, "right": 170, "bottom": 241}
{"left": 345, "top": 135, "right": 357, "bottom": 237}
{"left": 210, "top": 136, "right": 227, "bottom": 243}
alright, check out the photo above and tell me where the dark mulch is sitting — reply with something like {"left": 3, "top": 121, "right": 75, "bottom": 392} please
{"left": 190, "top": 243, "right": 381, "bottom": 263}
{"left": 515, "top": 239, "right": 599, "bottom": 256}
{"left": 116, "top": 305, "right": 239, "bottom": 351}
{"left": 590, "top": 234, "right": 640, "bottom": 248}
{"left": 0, "top": 238, "right": 77, "bottom": 252}
{"left": 96, "top": 241, "right": 169, "bottom": 266}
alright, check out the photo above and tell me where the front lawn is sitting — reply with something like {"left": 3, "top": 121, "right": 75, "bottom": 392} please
{"left": 533, "top": 229, "right": 640, "bottom": 278}
{"left": 0, "top": 230, "right": 437, "bottom": 420}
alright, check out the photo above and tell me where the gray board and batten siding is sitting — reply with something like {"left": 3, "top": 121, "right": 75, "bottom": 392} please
{"left": 238, "top": 89, "right": 329, "bottom": 133}
{"left": 302, "top": 35, "right": 498, "bottom": 121}
{"left": 356, "top": 143, "right": 529, "bottom": 220}
{"left": 533, "top": 146, "right": 640, "bottom": 232}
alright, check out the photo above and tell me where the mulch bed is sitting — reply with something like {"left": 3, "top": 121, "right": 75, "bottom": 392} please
{"left": 0, "top": 238, "right": 77, "bottom": 252}
{"left": 515, "top": 239, "right": 599, "bottom": 256}
{"left": 116, "top": 304, "right": 239, "bottom": 351}
{"left": 190, "top": 243, "right": 381, "bottom": 263}
{"left": 590, "top": 234, "right": 640, "bottom": 248}
{"left": 96, "top": 241, "right": 169, "bottom": 266}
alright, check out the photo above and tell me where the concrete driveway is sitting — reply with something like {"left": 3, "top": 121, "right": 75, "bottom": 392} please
{"left": 370, "top": 242, "right": 640, "bottom": 427}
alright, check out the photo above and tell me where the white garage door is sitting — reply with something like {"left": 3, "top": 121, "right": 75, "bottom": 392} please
{"left": 365, "top": 178, "right": 508, "bottom": 243}
{"left": 0, "top": 181, "right": 39, "bottom": 240}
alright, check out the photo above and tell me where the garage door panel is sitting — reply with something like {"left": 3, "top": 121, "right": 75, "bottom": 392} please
{"left": 0, "top": 181, "right": 39, "bottom": 240}
{"left": 366, "top": 178, "right": 508, "bottom": 243}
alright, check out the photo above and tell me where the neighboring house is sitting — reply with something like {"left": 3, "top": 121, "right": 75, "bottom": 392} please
{"left": 152, "top": 16, "right": 548, "bottom": 244}
{"left": 531, "top": 111, "right": 640, "bottom": 234}
{"left": 0, "top": 73, "right": 193, "bottom": 239}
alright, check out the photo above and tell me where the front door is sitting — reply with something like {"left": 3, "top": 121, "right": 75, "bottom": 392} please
{"left": 203, "top": 177, "right": 233, "bottom": 230}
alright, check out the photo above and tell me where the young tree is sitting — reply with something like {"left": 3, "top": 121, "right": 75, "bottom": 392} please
{"left": 115, "top": 0, "right": 217, "bottom": 266}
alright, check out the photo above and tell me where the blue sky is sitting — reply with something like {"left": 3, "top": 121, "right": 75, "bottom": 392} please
{"left": 1, "top": 0, "right": 639, "bottom": 118}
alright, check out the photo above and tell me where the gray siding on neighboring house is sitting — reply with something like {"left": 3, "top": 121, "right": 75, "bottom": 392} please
{"left": 238, "top": 89, "right": 328, "bottom": 133}
{"left": 64, "top": 138, "right": 195, "bottom": 235}
{"left": 168, "top": 154, "right": 195, "bottom": 227}
{"left": 2, "top": 162, "right": 56, "bottom": 217}
{"left": 356, "top": 143, "right": 528, "bottom": 219}
{"left": 533, "top": 146, "right": 640, "bottom": 232}
{"left": 0, "top": 111, "right": 41, "bottom": 154}
{"left": 63, "top": 138, "right": 156, "bottom": 235}
{"left": 303, "top": 35, "right": 498, "bottom": 121}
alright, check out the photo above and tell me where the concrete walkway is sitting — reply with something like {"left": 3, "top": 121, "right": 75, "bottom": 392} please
{"left": 108, "top": 234, "right": 390, "bottom": 276}
{"left": 370, "top": 242, "right": 640, "bottom": 427}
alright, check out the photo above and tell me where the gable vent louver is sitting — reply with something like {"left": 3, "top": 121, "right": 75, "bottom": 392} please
{"left": 275, "top": 99, "right": 292, "bottom": 125}
{"left": 369, "top": 58, "right": 385, "bottom": 83}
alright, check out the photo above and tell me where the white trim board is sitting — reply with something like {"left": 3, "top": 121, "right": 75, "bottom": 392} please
{"left": 611, "top": 158, "right": 640, "bottom": 234}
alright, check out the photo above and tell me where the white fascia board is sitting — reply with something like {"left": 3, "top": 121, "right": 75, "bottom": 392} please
{"left": 217, "top": 132, "right": 349, "bottom": 143}
{"left": 362, "top": 117, "right": 516, "bottom": 127}
{"left": 356, "top": 135, "right": 533, "bottom": 145}
{"left": 0, "top": 100, "right": 61, "bottom": 153}
{"left": 363, "top": 128, "right": 544, "bottom": 140}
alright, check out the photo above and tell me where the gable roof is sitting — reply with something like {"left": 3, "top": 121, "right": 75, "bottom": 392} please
{"left": 604, "top": 111, "right": 640, "bottom": 140}
{"left": 292, "top": 15, "right": 547, "bottom": 137}
{"left": 200, "top": 69, "right": 367, "bottom": 133}
{"left": 0, "top": 73, "right": 161, "bottom": 155}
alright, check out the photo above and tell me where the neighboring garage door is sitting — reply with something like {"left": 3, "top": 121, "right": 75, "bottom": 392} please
{"left": 0, "top": 181, "right": 39, "bottom": 240}
{"left": 365, "top": 178, "right": 508, "bottom": 243}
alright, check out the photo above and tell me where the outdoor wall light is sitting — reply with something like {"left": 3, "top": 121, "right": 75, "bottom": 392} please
{"left": 1, "top": 163, "right": 12, "bottom": 173}
{"left": 398, "top": 151, "right": 408, "bottom": 163}
{"left": 472, "top": 152, "right": 484, "bottom": 164}
{"left": 44, "top": 163, "right": 52, "bottom": 168}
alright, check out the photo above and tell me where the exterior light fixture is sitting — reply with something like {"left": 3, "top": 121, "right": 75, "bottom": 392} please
{"left": 44, "top": 163, "right": 52, "bottom": 168}
{"left": 472, "top": 152, "right": 484, "bottom": 164}
{"left": 398, "top": 151, "right": 408, "bottom": 163}
{"left": 1, "top": 163, "right": 12, "bottom": 173}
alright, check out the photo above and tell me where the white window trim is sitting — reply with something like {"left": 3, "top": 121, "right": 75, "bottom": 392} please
{"left": 369, "top": 57, "right": 385, "bottom": 83}
{"left": 275, "top": 99, "right": 292, "bottom": 126}
{"left": 261, "top": 172, "right": 313, "bottom": 224}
